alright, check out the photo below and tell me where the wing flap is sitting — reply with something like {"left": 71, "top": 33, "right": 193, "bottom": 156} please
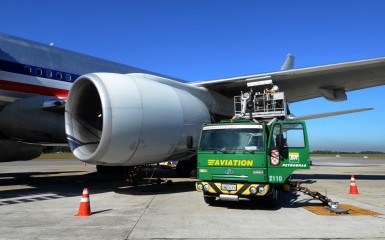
{"left": 287, "top": 107, "right": 373, "bottom": 121}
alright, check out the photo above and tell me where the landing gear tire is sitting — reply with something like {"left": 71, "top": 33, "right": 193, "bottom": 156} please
{"left": 204, "top": 196, "right": 216, "bottom": 205}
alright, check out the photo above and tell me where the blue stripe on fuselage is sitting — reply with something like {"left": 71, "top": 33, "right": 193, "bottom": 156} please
{"left": 0, "top": 59, "right": 80, "bottom": 83}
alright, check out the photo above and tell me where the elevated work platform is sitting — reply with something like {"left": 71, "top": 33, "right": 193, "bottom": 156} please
{"left": 234, "top": 91, "right": 287, "bottom": 120}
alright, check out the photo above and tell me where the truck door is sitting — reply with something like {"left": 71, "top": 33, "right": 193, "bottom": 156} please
{"left": 267, "top": 122, "right": 310, "bottom": 183}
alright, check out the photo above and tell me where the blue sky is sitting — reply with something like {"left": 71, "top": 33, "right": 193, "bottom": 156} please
{"left": 1, "top": 0, "right": 385, "bottom": 152}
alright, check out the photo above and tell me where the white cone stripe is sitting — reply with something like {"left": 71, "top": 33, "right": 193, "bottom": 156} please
{"left": 81, "top": 197, "right": 90, "bottom": 202}
{"left": 83, "top": 189, "right": 89, "bottom": 194}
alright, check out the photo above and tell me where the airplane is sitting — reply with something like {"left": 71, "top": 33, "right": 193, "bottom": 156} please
{"left": 1, "top": 33, "right": 385, "bottom": 175}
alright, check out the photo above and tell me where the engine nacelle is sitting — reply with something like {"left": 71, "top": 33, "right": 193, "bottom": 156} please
{"left": 65, "top": 73, "right": 211, "bottom": 166}
{"left": 0, "top": 96, "right": 66, "bottom": 143}
{"left": 0, "top": 140, "right": 43, "bottom": 162}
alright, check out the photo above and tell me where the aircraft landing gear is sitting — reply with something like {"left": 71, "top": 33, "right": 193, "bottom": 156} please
{"left": 96, "top": 165, "right": 125, "bottom": 175}
{"left": 176, "top": 158, "right": 197, "bottom": 178}
{"left": 96, "top": 165, "right": 142, "bottom": 185}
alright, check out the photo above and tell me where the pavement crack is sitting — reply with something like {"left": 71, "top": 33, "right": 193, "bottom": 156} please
{"left": 124, "top": 194, "right": 156, "bottom": 240}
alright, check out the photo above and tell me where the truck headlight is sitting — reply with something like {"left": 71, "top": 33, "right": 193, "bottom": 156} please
{"left": 197, "top": 183, "right": 203, "bottom": 190}
{"left": 203, "top": 184, "right": 210, "bottom": 191}
{"left": 258, "top": 186, "right": 265, "bottom": 194}
{"left": 250, "top": 187, "right": 257, "bottom": 194}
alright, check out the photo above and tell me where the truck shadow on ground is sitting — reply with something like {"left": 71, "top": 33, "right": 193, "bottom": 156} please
{"left": 203, "top": 190, "right": 309, "bottom": 210}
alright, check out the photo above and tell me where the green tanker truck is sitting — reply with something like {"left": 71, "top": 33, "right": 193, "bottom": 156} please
{"left": 195, "top": 84, "right": 311, "bottom": 207}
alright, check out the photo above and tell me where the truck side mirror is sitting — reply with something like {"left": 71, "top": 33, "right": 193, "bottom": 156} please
{"left": 276, "top": 133, "right": 284, "bottom": 149}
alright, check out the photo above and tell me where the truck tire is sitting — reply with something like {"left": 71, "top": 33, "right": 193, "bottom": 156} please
{"left": 263, "top": 187, "right": 278, "bottom": 208}
{"left": 263, "top": 195, "right": 277, "bottom": 208}
{"left": 204, "top": 196, "right": 216, "bottom": 205}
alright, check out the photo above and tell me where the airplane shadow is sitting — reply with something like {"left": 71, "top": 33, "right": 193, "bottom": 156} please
{"left": 113, "top": 167, "right": 196, "bottom": 195}
{"left": 0, "top": 170, "right": 121, "bottom": 204}
{"left": 2, "top": 168, "right": 382, "bottom": 208}
{"left": 0, "top": 167, "right": 195, "bottom": 206}
{"left": 115, "top": 180, "right": 196, "bottom": 196}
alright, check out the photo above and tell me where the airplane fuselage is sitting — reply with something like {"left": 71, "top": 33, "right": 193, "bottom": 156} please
{"left": 0, "top": 33, "right": 175, "bottom": 104}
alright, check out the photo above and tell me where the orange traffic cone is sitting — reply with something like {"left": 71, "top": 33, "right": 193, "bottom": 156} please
{"left": 348, "top": 175, "right": 359, "bottom": 194}
{"left": 75, "top": 188, "right": 91, "bottom": 216}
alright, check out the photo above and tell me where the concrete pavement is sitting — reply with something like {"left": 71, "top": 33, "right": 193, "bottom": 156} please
{"left": 0, "top": 157, "right": 384, "bottom": 239}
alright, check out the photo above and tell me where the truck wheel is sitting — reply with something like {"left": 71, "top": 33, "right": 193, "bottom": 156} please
{"left": 263, "top": 188, "right": 278, "bottom": 208}
{"left": 263, "top": 195, "right": 276, "bottom": 208}
{"left": 204, "top": 196, "right": 216, "bottom": 205}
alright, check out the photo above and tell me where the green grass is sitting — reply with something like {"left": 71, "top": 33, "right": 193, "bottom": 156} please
{"left": 35, "top": 152, "right": 75, "bottom": 160}
{"left": 311, "top": 153, "right": 385, "bottom": 159}
{"left": 36, "top": 152, "right": 385, "bottom": 160}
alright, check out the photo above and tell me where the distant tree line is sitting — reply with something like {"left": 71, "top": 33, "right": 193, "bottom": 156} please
{"left": 43, "top": 146, "right": 71, "bottom": 153}
{"left": 42, "top": 147, "right": 385, "bottom": 154}
{"left": 311, "top": 150, "right": 384, "bottom": 154}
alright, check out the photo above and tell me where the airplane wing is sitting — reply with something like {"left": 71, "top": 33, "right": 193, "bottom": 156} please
{"left": 190, "top": 57, "right": 385, "bottom": 103}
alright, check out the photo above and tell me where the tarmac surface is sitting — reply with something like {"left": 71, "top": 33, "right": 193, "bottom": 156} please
{"left": 0, "top": 156, "right": 385, "bottom": 239}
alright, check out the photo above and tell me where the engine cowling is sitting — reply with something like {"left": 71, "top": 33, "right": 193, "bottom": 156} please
{"left": 65, "top": 73, "right": 210, "bottom": 166}
{"left": 0, "top": 140, "right": 43, "bottom": 162}
{"left": 0, "top": 96, "right": 66, "bottom": 143}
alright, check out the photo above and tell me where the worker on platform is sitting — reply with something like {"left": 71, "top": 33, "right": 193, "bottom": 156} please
{"left": 265, "top": 82, "right": 279, "bottom": 93}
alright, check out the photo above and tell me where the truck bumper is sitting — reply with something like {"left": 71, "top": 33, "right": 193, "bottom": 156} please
{"left": 196, "top": 181, "right": 270, "bottom": 198}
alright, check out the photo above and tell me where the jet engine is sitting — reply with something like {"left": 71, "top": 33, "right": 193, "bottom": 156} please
{"left": 0, "top": 140, "right": 43, "bottom": 162}
{"left": 0, "top": 96, "right": 66, "bottom": 143}
{"left": 65, "top": 73, "right": 211, "bottom": 166}
{"left": 0, "top": 95, "right": 66, "bottom": 161}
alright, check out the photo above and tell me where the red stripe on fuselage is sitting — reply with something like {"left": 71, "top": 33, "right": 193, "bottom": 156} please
{"left": 0, "top": 79, "right": 69, "bottom": 98}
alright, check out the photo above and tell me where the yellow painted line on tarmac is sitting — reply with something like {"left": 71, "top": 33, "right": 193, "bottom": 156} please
{"left": 303, "top": 204, "right": 382, "bottom": 216}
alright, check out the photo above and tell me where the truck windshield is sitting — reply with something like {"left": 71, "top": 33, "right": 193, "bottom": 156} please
{"left": 199, "top": 125, "right": 264, "bottom": 152}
